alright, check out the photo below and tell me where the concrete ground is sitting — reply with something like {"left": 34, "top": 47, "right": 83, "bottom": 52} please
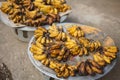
{"left": 0, "top": 0, "right": 120, "bottom": 80}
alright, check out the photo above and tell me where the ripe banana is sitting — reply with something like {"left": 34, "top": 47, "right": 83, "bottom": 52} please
{"left": 78, "top": 62, "right": 87, "bottom": 76}
{"left": 91, "top": 65, "right": 103, "bottom": 74}
{"left": 85, "top": 62, "right": 94, "bottom": 75}
{"left": 63, "top": 68, "right": 70, "bottom": 78}
{"left": 102, "top": 55, "right": 111, "bottom": 64}
{"left": 33, "top": 54, "right": 47, "bottom": 61}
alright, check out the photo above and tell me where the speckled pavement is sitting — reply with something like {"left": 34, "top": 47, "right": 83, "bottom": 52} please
{"left": 0, "top": 0, "right": 120, "bottom": 80}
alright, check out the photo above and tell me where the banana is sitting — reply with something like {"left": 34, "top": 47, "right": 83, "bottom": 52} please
{"left": 41, "top": 59, "right": 50, "bottom": 66}
{"left": 57, "top": 56, "right": 63, "bottom": 61}
{"left": 98, "top": 61, "right": 106, "bottom": 66}
{"left": 49, "top": 30, "right": 59, "bottom": 37}
{"left": 96, "top": 53, "right": 104, "bottom": 61}
{"left": 79, "top": 48, "right": 84, "bottom": 56}
{"left": 50, "top": 43, "right": 61, "bottom": 50}
{"left": 85, "top": 62, "right": 94, "bottom": 75}
{"left": 78, "top": 30, "right": 82, "bottom": 37}
{"left": 83, "top": 47, "right": 88, "bottom": 56}
{"left": 46, "top": 38, "right": 50, "bottom": 43}
{"left": 41, "top": 59, "right": 46, "bottom": 64}
{"left": 60, "top": 64, "right": 66, "bottom": 71}
{"left": 94, "top": 41, "right": 99, "bottom": 49}
{"left": 61, "top": 32, "right": 67, "bottom": 41}
{"left": 36, "top": 41, "right": 44, "bottom": 48}
{"left": 59, "top": 47, "right": 65, "bottom": 56}
{"left": 5, "top": 7, "right": 11, "bottom": 13}
{"left": 40, "top": 37, "right": 46, "bottom": 44}
{"left": 67, "top": 26, "right": 77, "bottom": 34}
{"left": 89, "top": 42, "right": 95, "bottom": 51}
{"left": 55, "top": 32, "right": 62, "bottom": 40}
{"left": 26, "top": 9, "right": 38, "bottom": 19}
{"left": 54, "top": 68, "right": 60, "bottom": 73}
{"left": 68, "top": 65, "right": 77, "bottom": 71}
{"left": 31, "top": 44, "right": 41, "bottom": 51}
{"left": 50, "top": 54, "right": 57, "bottom": 58}
{"left": 80, "top": 31, "right": 85, "bottom": 37}
{"left": 73, "top": 31, "right": 78, "bottom": 37}
{"left": 102, "top": 55, "right": 111, "bottom": 64}
{"left": 78, "top": 62, "right": 87, "bottom": 76}
{"left": 91, "top": 65, "right": 103, "bottom": 74}
{"left": 56, "top": 72, "right": 63, "bottom": 78}
{"left": 34, "top": 54, "right": 47, "bottom": 61}
{"left": 96, "top": 41, "right": 101, "bottom": 48}
{"left": 63, "top": 68, "right": 70, "bottom": 78}
{"left": 32, "top": 50, "right": 43, "bottom": 55}
{"left": 44, "top": 59, "right": 50, "bottom": 66}
{"left": 30, "top": 47, "right": 37, "bottom": 54}
{"left": 36, "top": 36, "right": 43, "bottom": 42}
{"left": 49, "top": 61, "right": 57, "bottom": 69}
{"left": 69, "top": 70, "right": 75, "bottom": 77}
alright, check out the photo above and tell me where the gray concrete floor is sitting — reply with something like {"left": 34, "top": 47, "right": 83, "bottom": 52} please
{"left": 0, "top": 0, "right": 120, "bottom": 80}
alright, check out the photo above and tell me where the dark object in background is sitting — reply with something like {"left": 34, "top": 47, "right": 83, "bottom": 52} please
{"left": 0, "top": 63, "right": 13, "bottom": 80}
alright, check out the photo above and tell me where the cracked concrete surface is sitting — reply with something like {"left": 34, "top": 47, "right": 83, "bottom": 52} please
{"left": 0, "top": 0, "right": 120, "bottom": 80}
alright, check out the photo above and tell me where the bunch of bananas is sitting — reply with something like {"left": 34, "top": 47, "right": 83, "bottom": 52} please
{"left": 103, "top": 46, "right": 118, "bottom": 59}
{"left": 78, "top": 38, "right": 101, "bottom": 51}
{"left": 48, "top": 24, "right": 67, "bottom": 41}
{"left": 49, "top": 43, "right": 70, "bottom": 61}
{"left": 55, "top": 64, "right": 77, "bottom": 78}
{"left": 48, "top": 61, "right": 77, "bottom": 78}
{"left": 67, "top": 25, "right": 85, "bottom": 38}
{"left": 78, "top": 37, "right": 89, "bottom": 47}
{"left": 30, "top": 24, "right": 119, "bottom": 78}
{"left": 93, "top": 46, "right": 118, "bottom": 67}
{"left": 0, "top": 2, "right": 17, "bottom": 14}
{"left": 30, "top": 43, "right": 47, "bottom": 61}
{"left": 88, "top": 40, "right": 101, "bottom": 51}
{"left": 65, "top": 38, "right": 88, "bottom": 56}
{"left": 78, "top": 59, "right": 103, "bottom": 76}
{"left": 34, "top": 27, "right": 53, "bottom": 44}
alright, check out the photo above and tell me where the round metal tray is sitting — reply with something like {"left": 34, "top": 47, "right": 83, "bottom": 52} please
{"left": 28, "top": 23, "right": 117, "bottom": 80}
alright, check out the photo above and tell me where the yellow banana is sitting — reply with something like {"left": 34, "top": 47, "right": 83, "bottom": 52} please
{"left": 83, "top": 47, "right": 88, "bottom": 55}
{"left": 41, "top": 37, "right": 46, "bottom": 44}
{"left": 55, "top": 32, "right": 62, "bottom": 40}
{"left": 34, "top": 54, "right": 47, "bottom": 61}
{"left": 79, "top": 48, "right": 84, "bottom": 56}
{"left": 102, "top": 55, "right": 111, "bottom": 64}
